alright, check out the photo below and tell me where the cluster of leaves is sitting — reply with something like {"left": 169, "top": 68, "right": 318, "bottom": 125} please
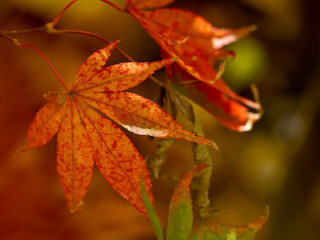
{"left": 123, "top": 0, "right": 262, "bottom": 218}
{"left": 141, "top": 164, "right": 269, "bottom": 240}
{"left": 22, "top": 0, "right": 262, "bottom": 215}
{"left": 1, "top": 0, "right": 268, "bottom": 238}
{"left": 125, "top": 0, "right": 261, "bottom": 131}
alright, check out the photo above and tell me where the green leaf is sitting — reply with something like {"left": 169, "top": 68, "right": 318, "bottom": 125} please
{"left": 140, "top": 176, "right": 164, "bottom": 240}
{"left": 167, "top": 88, "right": 215, "bottom": 217}
{"left": 148, "top": 86, "right": 177, "bottom": 178}
{"left": 148, "top": 138, "right": 175, "bottom": 178}
{"left": 191, "top": 113, "right": 214, "bottom": 218}
{"left": 167, "top": 88, "right": 194, "bottom": 122}
{"left": 166, "top": 164, "right": 209, "bottom": 240}
{"left": 189, "top": 206, "right": 269, "bottom": 240}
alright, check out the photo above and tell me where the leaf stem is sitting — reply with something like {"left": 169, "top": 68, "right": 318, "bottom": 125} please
{"left": 47, "top": 0, "right": 79, "bottom": 28}
{"left": 18, "top": 43, "right": 69, "bottom": 92}
{"left": 250, "top": 84, "right": 263, "bottom": 114}
{"left": 149, "top": 76, "right": 164, "bottom": 86}
{"left": 50, "top": 29, "right": 164, "bottom": 86}
{"left": 50, "top": 29, "right": 134, "bottom": 59}
{"left": 99, "top": 0, "right": 124, "bottom": 11}
{"left": 50, "top": 28, "right": 111, "bottom": 43}
{"left": 0, "top": 0, "right": 164, "bottom": 87}
{"left": 3, "top": 26, "right": 46, "bottom": 35}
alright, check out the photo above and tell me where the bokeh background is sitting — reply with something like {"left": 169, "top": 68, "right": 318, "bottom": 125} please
{"left": 1, "top": 0, "right": 319, "bottom": 239}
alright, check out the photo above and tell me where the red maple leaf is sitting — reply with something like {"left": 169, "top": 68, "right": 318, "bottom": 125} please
{"left": 26, "top": 41, "right": 216, "bottom": 214}
{"left": 124, "top": 0, "right": 261, "bottom": 131}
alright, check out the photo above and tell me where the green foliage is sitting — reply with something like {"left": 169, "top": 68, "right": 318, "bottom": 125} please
{"left": 141, "top": 165, "right": 268, "bottom": 240}
{"left": 167, "top": 201, "right": 193, "bottom": 240}
{"left": 141, "top": 176, "right": 164, "bottom": 240}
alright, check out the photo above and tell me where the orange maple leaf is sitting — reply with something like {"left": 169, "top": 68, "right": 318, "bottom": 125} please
{"left": 26, "top": 41, "right": 216, "bottom": 213}
{"left": 124, "top": 1, "right": 261, "bottom": 131}
{"left": 184, "top": 81, "right": 260, "bottom": 131}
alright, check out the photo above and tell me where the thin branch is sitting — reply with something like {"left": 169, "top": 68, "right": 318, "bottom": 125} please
{"left": 49, "top": 29, "right": 164, "bottom": 86}
{"left": 2, "top": 26, "right": 46, "bottom": 35}
{"left": 51, "top": 29, "right": 136, "bottom": 61}
{"left": 47, "top": 0, "right": 79, "bottom": 28}
{"left": 50, "top": 28, "right": 110, "bottom": 43}
{"left": 149, "top": 76, "right": 164, "bottom": 86}
{"left": 0, "top": 33, "right": 15, "bottom": 43}
{"left": 250, "top": 83, "right": 263, "bottom": 114}
{"left": 1, "top": 0, "right": 164, "bottom": 87}
{"left": 100, "top": 0, "right": 124, "bottom": 11}
{"left": 0, "top": 0, "right": 77, "bottom": 36}
{"left": 18, "top": 43, "right": 69, "bottom": 92}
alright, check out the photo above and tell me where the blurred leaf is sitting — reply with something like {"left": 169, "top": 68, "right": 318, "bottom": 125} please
{"left": 192, "top": 117, "right": 214, "bottom": 218}
{"left": 148, "top": 86, "right": 176, "bottom": 178}
{"left": 224, "top": 37, "right": 267, "bottom": 91}
{"left": 181, "top": 82, "right": 261, "bottom": 131}
{"left": 168, "top": 87, "right": 195, "bottom": 122}
{"left": 166, "top": 87, "right": 214, "bottom": 217}
{"left": 148, "top": 138, "right": 175, "bottom": 178}
{"left": 189, "top": 206, "right": 269, "bottom": 240}
{"left": 126, "top": 5, "right": 262, "bottom": 131}
{"left": 148, "top": 83, "right": 217, "bottom": 177}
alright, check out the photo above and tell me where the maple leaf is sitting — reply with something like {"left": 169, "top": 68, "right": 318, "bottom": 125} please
{"left": 124, "top": 1, "right": 261, "bottom": 131}
{"left": 126, "top": 5, "right": 254, "bottom": 85}
{"left": 26, "top": 41, "right": 217, "bottom": 213}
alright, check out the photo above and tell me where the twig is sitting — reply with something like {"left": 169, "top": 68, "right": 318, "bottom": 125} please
{"left": 47, "top": 0, "right": 79, "bottom": 28}
{"left": 49, "top": 29, "right": 164, "bottom": 86}
{"left": 18, "top": 42, "right": 69, "bottom": 92}
{"left": 99, "top": 0, "right": 124, "bottom": 11}
{"left": 0, "top": 0, "right": 164, "bottom": 88}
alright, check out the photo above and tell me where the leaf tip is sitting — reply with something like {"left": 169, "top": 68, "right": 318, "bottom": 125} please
{"left": 109, "top": 40, "right": 121, "bottom": 48}
{"left": 249, "top": 205, "right": 270, "bottom": 230}
{"left": 69, "top": 200, "right": 85, "bottom": 213}
{"left": 206, "top": 140, "right": 219, "bottom": 151}
{"left": 237, "top": 112, "right": 261, "bottom": 132}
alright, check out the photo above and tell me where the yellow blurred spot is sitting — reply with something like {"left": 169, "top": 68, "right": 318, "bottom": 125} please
{"left": 224, "top": 37, "right": 268, "bottom": 91}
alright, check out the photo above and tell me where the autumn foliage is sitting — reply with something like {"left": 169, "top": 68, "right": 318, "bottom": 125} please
{"left": 126, "top": 0, "right": 261, "bottom": 131}
{"left": 0, "top": 0, "right": 268, "bottom": 239}
{"left": 26, "top": 40, "right": 217, "bottom": 213}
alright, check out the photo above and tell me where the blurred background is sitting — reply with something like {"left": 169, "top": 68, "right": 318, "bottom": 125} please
{"left": 0, "top": 0, "right": 319, "bottom": 239}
